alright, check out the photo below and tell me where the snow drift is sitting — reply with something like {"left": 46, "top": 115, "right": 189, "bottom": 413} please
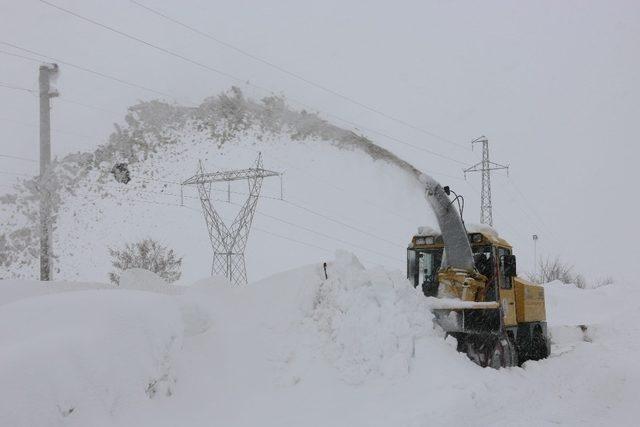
{"left": 0, "top": 289, "right": 183, "bottom": 427}
{"left": 2, "top": 252, "right": 639, "bottom": 426}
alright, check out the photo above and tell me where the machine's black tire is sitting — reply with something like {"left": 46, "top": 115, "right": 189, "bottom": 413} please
{"left": 486, "top": 335, "right": 517, "bottom": 369}
{"left": 465, "top": 334, "right": 516, "bottom": 369}
{"left": 531, "top": 328, "right": 549, "bottom": 360}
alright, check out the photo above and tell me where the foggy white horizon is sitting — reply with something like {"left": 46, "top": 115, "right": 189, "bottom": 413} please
{"left": 1, "top": 0, "right": 638, "bottom": 283}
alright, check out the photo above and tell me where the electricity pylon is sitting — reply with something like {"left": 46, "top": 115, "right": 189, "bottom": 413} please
{"left": 182, "top": 154, "right": 279, "bottom": 285}
{"left": 463, "top": 136, "right": 508, "bottom": 226}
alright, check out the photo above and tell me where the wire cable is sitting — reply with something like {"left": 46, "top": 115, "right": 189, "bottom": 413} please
{"left": 0, "top": 116, "right": 95, "bottom": 139}
{"left": 0, "top": 44, "right": 187, "bottom": 103}
{"left": 0, "top": 80, "right": 124, "bottom": 115}
{"left": 0, "top": 154, "right": 37, "bottom": 163}
{"left": 36, "top": 0, "right": 472, "bottom": 167}
{"left": 0, "top": 82, "right": 35, "bottom": 93}
{"left": 0, "top": 170, "right": 32, "bottom": 177}
{"left": 136, "top": 177, "right": 404, "bottom": 249}
{"left": 128, "top": 0, "right": 471, "bottom": 152}
{"left": 69, "top": 188, "right": 390, "bottom": 267}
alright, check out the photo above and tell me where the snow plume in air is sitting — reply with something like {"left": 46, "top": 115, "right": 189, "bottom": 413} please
{"left": 0, "top": 86, "right": 472, "bottom": 276}
{"left": 318, "top": 116, "right": 473, "bottom": 270}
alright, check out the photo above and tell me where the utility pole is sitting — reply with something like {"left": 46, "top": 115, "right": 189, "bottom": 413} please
{"left": 463, "top": 136, "right": 508, "bottom": 226}
{"left": 39, "top": 63, "right": 58, "bottom": 281}
{"left": 532, "top": 234, "right": 538, "bottom": 273}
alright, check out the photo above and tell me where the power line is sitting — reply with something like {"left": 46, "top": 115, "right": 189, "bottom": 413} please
{"left": 52, "top": 165, "right": 402, "bottom": 265}
{"left": 5, "top": 8, "right": 544, "bottom": 258}
{"left": 72, "top": 188, "right": 390, "bottom": 267}
{"left": 136, "top": 171, "right": 404, "bottom": 247}
{"left": 233, "top": 145, "right": 416, "bottom": 224}
{"left": 463, "top": 179, "right": 531, "bottom": 242}
{"left": 38, "top": 0, "right": 242, "bottom": 84}
{"left": 0, "top": 79, "right": 123, "bottom": 115}
{"left": 0, "top": 44, "right": 186, "bottom": 103}
{"left": 0, "top": 154, "right": 37, "bottom": 163}
{"left": 180, "top": 199, "right": 389, "bottom": 267}
{"left": 497, "top": 175, "right": 564, "bottom": 249}
{"left": 180, "top": 200, "right": 391, "bottom": 267}
{"left": 506, "top": 177, "right": 550, "bottom": 231}
{"left": 0, "top": 170, "right": 32, "bottom": 177}
{"left": 133, "top": 174, "right": 403, "bottom": 260}
{"left": 128, "top": 0, "right": 470, "bottom": 153}
{"left": 0, "top": 117, "right": 95, "bottom": 140}
{"left": 0, "top": 81, "right": 34, "bottom": 93}
{"left": 224, "top": 197, "right": 403, "bottom": 263}
{"left": 140, "top": 176, "right": 405, "bottom": 250}
{"left": 36, "top": 0, "right": 472, "bottom": 167}
{"left": 282, "top": 198, "right": 404, "bottom": 248}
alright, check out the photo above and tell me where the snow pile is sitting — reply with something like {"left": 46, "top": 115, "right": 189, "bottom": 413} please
{"left": 312, "top": 251, "right": 442, "bottom": 384}
{"left": 0, "top": 287, "right": 183, "bottom": 427}
{"left": 416, "top": 225, "right": 439, "bottom": 236}
{"left": 2, "top": 257, "right": 640, "bottom": 426}
{"left": 543, "top": 280, "right": 627, "bottom": 327}
{"left": 465, "top": 222, "right": 499, "bottom": 238}
{"left": 118, "top": 268, "right": 183, "bottom": 295}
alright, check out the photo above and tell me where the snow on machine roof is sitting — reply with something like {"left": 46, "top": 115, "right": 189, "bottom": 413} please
{"left": 412, "top": 223, "right": 512, "bottom": 248}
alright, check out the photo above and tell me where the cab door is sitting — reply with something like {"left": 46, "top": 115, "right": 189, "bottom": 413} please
{"left": 497, "top": 247, "right": 517, "bottom": 326}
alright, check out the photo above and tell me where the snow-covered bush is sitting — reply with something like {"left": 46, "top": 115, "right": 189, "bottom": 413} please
{"left": 528, "top": 256, "right": 586, "bottom": 288}
{"left": 592, "top": 276, "right": 614, "bottom": 289}
{"left": 108, "top": 239, "right": 182, "bottom": 285}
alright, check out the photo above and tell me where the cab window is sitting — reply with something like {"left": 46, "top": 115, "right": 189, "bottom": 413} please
{"left": 472, "top": 245, "right": 494, "bottom": 279}
{"left": 498, "top": 247, "right": 512, "bottom": 289}
{"left": 418, "top": 251, "right": 442, "bottom": 286}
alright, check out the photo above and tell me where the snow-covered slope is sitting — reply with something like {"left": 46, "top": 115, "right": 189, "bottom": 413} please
{"left": 0, "top": 88, "right": 435, "bottom": 283}
{"left": 0, "top": 253, "right": 637, "bottom": 426}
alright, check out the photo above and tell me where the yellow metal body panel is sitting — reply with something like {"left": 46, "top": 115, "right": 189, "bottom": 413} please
{"left": 499, "top": 287, "right": 518, "bottom": 326}
{"left": 410, "top": 230, "right": 548, "bottom": 327}
{"left": 514, "top": 277, "right": 547, "bottom": 322}
{"left": 437, "top": 267, "right": 486, "bottom": 302}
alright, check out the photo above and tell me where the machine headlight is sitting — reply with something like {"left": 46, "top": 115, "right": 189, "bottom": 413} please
{"left": 424, "top": 236, "right": 435, "bottom": 245}
{"left": 415, "top": 237, "right": 426, "bottom": 245}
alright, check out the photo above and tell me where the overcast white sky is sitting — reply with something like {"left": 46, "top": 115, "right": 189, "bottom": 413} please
{"left": 1, "top": 0, "right": 639, "bottom": 283}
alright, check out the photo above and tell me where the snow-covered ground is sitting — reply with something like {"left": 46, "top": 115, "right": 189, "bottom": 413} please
{"left": 1, "top": 254, "right": 637, "bottom": 427}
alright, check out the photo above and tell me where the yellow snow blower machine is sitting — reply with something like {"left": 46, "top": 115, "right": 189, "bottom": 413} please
{"left": 410, "top": 184, "right": 550, "bottom": 368}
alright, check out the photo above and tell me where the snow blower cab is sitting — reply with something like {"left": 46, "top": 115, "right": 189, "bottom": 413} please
{"left": 407, "top": 226, "right": 550, "bottom": 367}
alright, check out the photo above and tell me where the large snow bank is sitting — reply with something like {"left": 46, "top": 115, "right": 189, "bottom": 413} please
{"left": 0, "top": 286, "right": 185, "bottom": 427}
{"left": 543, "top": 280, "right": 633, "bottom": 327}
{"left": 313, "top": 251, "right": 443, "bottom": 383}
{"left": 119, "top": 268, "right": 184, "bottom": 295}
{"left": 2, "top": 255, "right": 640, "bottom": 426}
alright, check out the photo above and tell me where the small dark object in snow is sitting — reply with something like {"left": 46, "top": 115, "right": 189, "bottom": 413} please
{"left": 58, "top": 406, "right": 75, "bottom": 417}
{"left": 323, "top": 262, "right": 328, "bottom": 279}
{"left": 111, "top": 163, "right": 131, "bottom": 184}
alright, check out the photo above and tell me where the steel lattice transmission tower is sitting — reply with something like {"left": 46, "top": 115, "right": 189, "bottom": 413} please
{"left": 463, "top": 136, "right": 508, "bottom": 226}
{"left": 182, "top": 154, "right": 279, "bottom": 286}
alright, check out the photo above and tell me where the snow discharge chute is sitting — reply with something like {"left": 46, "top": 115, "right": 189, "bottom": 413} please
{"left": 418, "top": 173, "right": 474, "bottom": 271}
{"left": 332, "top": 134, "right": 474, "bottom": 271}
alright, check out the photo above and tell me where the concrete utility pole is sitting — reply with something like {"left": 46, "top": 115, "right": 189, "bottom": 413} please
{"left": 463, "top": 136, "right": 509, "bottom": 226}
{"left": 39, "top": 63, "right": 58, "bottom": 281}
